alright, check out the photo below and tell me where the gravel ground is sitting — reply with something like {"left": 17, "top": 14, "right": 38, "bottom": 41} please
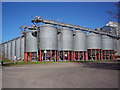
{"left": 2, "top": 62, "right": 119, "bottom": 88}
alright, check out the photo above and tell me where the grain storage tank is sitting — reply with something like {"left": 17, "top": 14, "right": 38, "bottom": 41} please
{"left": 102, "top": 35, "right": 114, "bottom": 50}
{"left": 87, "top": 33, "right": 102, "bottom": 49}
{"left": 60, "top": 27, "right": 73, "bottom": 51}
{"left": 74, "top": 30, "right": 87, "bottom": 51}
{"left": 16, "top": 38, "right": 21, "bottom": 60}
{"left": 7, "top": 41, "right": 11, "bottom": 60}
{"left": 87, "top": 32, "right": 102, "bottom": 60}
{"left": 57, "top": 27, "right": 73, "bottom": 61}
{"left": 58, "top": 30, "right": 62, "bottom": 51}
{"left": 25, "top": 30, "right": 37, "bottom": 52}
{"left": 11, "top": 40, "right": 16, "bottom": 60}
{"left": 4, "top": 43, "right": 8, "bottom": 58}
{"left": 21, "top": 37, "right": 24, "bottom": 60}
{"left": 39, "top": 24, "right": 58, "bottom": 50}
{"left": 1, "top": 44, "right": 5, "bottom": 56}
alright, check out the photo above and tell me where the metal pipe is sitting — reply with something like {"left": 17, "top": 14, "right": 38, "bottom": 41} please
{"left": 31, "top": 17, "right": 120, "bottom": 39}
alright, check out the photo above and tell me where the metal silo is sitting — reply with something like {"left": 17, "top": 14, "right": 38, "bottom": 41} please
{"left": 74, "top": 30, "right": 87, "bottom": 51}
{"left": 102, "top": 35, "right": 114, "bottom": 50}
{"left": 60, "top": 27, "right": 73, "bottom": 51}
{"left": 102, "top": 35, "right": 115, "bottom": 60}
{"left": 39, "top": 24, "right": 58, "bottom": 62}
{"left": 87, "top": 32, "right": 102, "bottom": 61}
{"left": 57, "top": 27, "right": 73, "bottom": 61}
{"left": 87, "top": 33, "right": 102, "bottom": 49}
{"left": 21, "top": 37, "right": 24, "bottom": 60}
{"left": 58, "top": 30, "right": 62, "bottom": 51}
{"left": 73, "top": 30, "right": 87, "bottom": 61}
{"left": 8, "top": 42, "right": 11, "bottom": 60}
{"left": 11, "top": 40, "right": 16, "bottom": 60}
{"left": 16, "top": 38, "right": 21, "bottom": 60}
{"left": 25, "top": 30, "right": 37, "bottom": 61}
{"left": 26, "top": 30, "right": 37, "bottom": 52}
{"left": 4, "top": 43, "right": 8, "bottom": 58}
{"left": 39, "top": 24, "right": 58, "bottom": 50}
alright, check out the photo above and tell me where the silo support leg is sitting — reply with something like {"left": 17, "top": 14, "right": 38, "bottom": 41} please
{"left": 74, "top": 52, "right": 75, "bottom": 61}
{"left": 50, "top": 50, "right": 52, "bottom": 62}
{"left": 40, "top": 50, "right": 41, "bottom": 62}
{"left": 101, "top": 50, "right": 103, "bottom": 60}
{"left": 37, "top": 52, "right": 39, "bottom": 62}
{"left": 58, "top": 51, "right": 60, "bottom": 61}
{"left": 85, "top": 52, "right": 88, "bottom": 61}
{"left": 98, "top": 49, "right": 101, "bottom": 60}
{"left": 68, "top": 51, "right": 70, "bottom": 61}
{"left": 108, "top": 50, "right": 110, "bottom": 60}
{"left": 91, "top": 50, "right": 92, "bottom": 60}
{"left": 63, "top": 51, "right": 65, "bottom": 61}
{"left": 30, "top": 52, "right": 31, "bottom": 62}
{"left": 54, "top": 50, "right": 56, "bottom": 62}
{"left": 95, "top": 49, "right": 97, "bottom": 60}
{"left": 82, "top": 52, "right": 84, "bottom": 61}
{"left": 78, "top": 51, "right": 80, "bottom": 61}
{"left": 24, "top": 53, "right": 25, "bottom": 62}
{"left": 26, "top": 53, "right": 27, "bottom": 61}
{"left": 35, "top": 52, "right": 36, "bottom": 62}
{"left": 105, "top": 50, "right": 106, "bottom": 60}
{"left": 45, "top": 50, "right": 46, "bottom": 62}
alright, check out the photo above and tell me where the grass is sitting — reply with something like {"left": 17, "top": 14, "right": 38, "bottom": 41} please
{"left": 2, "top": 61, "right": 73, "bottom": 66}
{"left": 2, "top": 58, "right": 118, "bottom": 67}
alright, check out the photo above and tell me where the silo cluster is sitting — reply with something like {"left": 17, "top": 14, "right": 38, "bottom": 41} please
{"left": 1, "top": 36, "right": 25, "bottom": 60}
{"left": 1, "top": 24, "right": 117, "bottom": 61}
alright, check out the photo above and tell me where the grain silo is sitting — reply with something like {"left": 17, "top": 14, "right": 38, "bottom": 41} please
{"left": 87, "top": 32, "right": 102, "bottom": 60}
{"left": 58, "top": 27, "right": 73, "bottom": 61}
{"left": 4, "top": 43, "right": 8, "bottom": 58}
{"left": 102, "top": 35, "right": 115, "bottom": 60}
{"left": 7, "top": 41, "right": 11, "bottom": 60}
{"left": 39, "top": 24, "right": 58, "bottom": 62}
{"left": 21, "top": 36, "right": 24, "bottom": 60}
{"left": 11, "top": 40, "right": 16, "bottom": 60}
{"left": 16, "top": 38, "right": 21, "bottom": 60}
{"left": 25, "top": 30, "right": 38, "bottom": 61}
{"left": 73, "top": 30, "right": 87, "bottom": 61}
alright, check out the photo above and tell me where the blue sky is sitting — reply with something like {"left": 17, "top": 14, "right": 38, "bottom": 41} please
{"left": 2, "top": 2, "right": 117, "bottom": 43}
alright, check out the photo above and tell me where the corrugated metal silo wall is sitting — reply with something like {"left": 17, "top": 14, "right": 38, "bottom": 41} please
{"left": 26, "top": 31, "right": 38, "bottom": 52}
{"left": 60, "top": 27, "right": 73, "bottom": 51}
{"left": 87, "top": 33, "right": 102, "bottom": 49}
{"left": 73, "top": 30, "right": 87, "bottom": 51}
{"left": 7, "top": 42, "right": 11, "bottom": 59}
{"left": 39, "top": 24, "right": 58, "bottom": 50}
{"left": 4, "top": 43, "right": 8, "bottom": 58}
{"left": 102, "top": 35, "right": 114, "bottom": 50}
{"left": 16, "top": 38, "right": 21, "bottom": 60}
{"left": 11, "top": 40, "right": 16, "bottom": 60}
{"left": 21, "top": 37, "right": 24, "bottom": 60}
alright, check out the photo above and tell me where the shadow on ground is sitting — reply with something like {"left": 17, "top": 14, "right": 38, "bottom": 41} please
{"left": 76, "top": 62, "right": 120, "bottom": 70}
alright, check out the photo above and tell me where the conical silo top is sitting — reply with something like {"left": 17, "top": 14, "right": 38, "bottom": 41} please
{"left": 40, "top": 24, "right": 54, "bottom": 27}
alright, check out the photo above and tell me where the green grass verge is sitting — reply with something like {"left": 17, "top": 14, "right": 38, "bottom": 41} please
{"left": 2, "top": 59, "right": 118, "bottom": 67}
{"left": 2, "top": 58, "right": 11, "bottom": 63}
{"left": 2, "top": 61, "right": 73, "bottom": 66}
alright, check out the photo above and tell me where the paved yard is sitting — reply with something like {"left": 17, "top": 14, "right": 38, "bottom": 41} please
{"left": 2, "top": 62, "right": 119, "bottom": 88}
